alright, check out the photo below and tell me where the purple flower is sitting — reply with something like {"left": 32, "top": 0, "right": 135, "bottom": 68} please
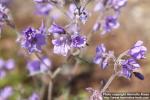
{"left": 27, "top": 57, "right": 51, "bottom": 75}
{"left": 68, "top": 3, "right": 76, "bottom": 18}
{"left": 28, "top": 93, "right": 39, "bottom": 100}
{"left": 110, "top": 0, "right": 127, "bottom": 10}
{"left": 51, "top": 28, "right": 87, "bottom": 56}
{"left": 0, "top": 70, "right": 6, "bottom": 79}
{"left": 48, "top": 24, "right": 66, "bottom": 36}
{"left": 94, "top": 1, "right": 104, "bottom": 12}
{"left": 75, "top": 7, "right": 89, "bottom": 24}
{"left": 0, "top": 58, "right": 15, "bottom": 79}
{"left": 121, "top": 58, "right": 140, "bottom": 70}
{"left": 0, "top": 0, "right": 11, "bottom": 6}
{"left": 68, "top": 4, "right": 89, "bottom": 24}
{"left": 71, "top": 33, "right": 86, "bottom": 48}
{"left": 102, "top": 16, "right": 119, "bottom": 35}
{"left": 33, "top": 0, "right": 48, "bottom": 3}
{"left": 119, "top": 67, "right": 132, "bottom": 79}
{"left": 40, "top": 57, "right": 52, "bottom": 72}
{"left": 27, "top": 60, "right": 41, "bottom": 76}
{"left": 5, "top": 59, "right": 15, "bottom": 70}
{"left": 52, "top": 36, "right": 71, "bottom": 56}
{"left": 93, "top": 44, "right": 109, "bottom": 69}
{"left": 0, "top": 4, "right": 8, "bottom": 32}
{"left": 120, "top": 58, "right": 144, "bottom": 80}
{"left": 0, "top": 4, "right": 8, "bottom": 20}
{"left": 86, "top": 87, "right": 103, "bottom": 100}
{"left": 0, "top": 86, "right": 13, "bottom": 100}
{"left": 21, "top": 25, "right": 46, "bottom": 53}
{"left": 128, "top": 40, "right": 147, "bottom": 60}
{"left": 35, "top": 3, "right": 52, "bottom": 15}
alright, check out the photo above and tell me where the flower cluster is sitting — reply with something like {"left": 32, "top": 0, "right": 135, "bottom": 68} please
{"left": 93, "top": 44, "right": 114, "bottom": 69}
{"left": 49, "top": 24, "right": 87, "bottom": 56}
{"left": 9, "top": 0, "right": 147, "bottom": 100}
{"left": 94, "top": 40, "right": 147, "bottom": 80}
{"left": 0, "top": 58, "right": 15, "bottom": 79}
{"left": 128, "top": 41, "right": 147, "bottom": 60}
{"left": 20, "top": 22, "right": 46, "bottom": 53}
{"left": 119, "top": 41, "right": 147, "bottom": 79}
{"left": 27, "top": 57, "right": 51, "bottom": 76}
{"left": 93, "top": 0, "right": 127, "bottom": 35}
{"left": 33, "top": 0, "right": 53, "bottom": 16}
{"left": 101, "top": 15, "right": 120, "bottom": 35}
{"left": 120, "top": 58, "right": 141, "bottom": 79}
{"left": 0, "top": 86, "right": 13, "bottom": 100}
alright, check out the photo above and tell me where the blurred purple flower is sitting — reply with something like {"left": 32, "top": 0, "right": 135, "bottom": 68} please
{"left": 48, "top": 24, "right": 66, "bottom": 36}
{"left": 0, "top": 86, "right": 13, "bottom": 100}
{"left": 33, "top": 0, "right": 48, "bottom": 3}
{"left": 40, "top": 57, "right": 52, "bottom": 72}
{"left": 27, "top": 60, "right": 41, "bottom": 76}
{"left": 0, "top": 4, "right": 8, "bottom": 32}
{"left": 5, "top": 59, "right": 15, "bottom": 70}
{"left": 128, "top": 40, "right": 147, "bottom": 60}
{"left": 71, "top": 33, "right": 86, "bottom": 48}
{"left": 28, "top": 93, "right": 40, "bottom": 100}
{"left": 27, "top": 57, "right": 51, "bottom": 75}
{"left": 68, "top": 3, "right": 76, "bottom": 18}
{"left": 102, "top": 16, "right": 119, "bottom": 35}
{"left": 0, "top": 4, "right": 8, "bottom": 20}
{"left": 0, "top": 70, "right": 6, "bottom": 79}
{"left": 21, "top": 25, "right": 46, "bottom": 53}
{"left": 0, "top": 0, "right": 11, "bottom": 6}
{"left": 0, "top": 58, "right": 15, "bottom": 79}
{"left": 110, "top": 0, "right": 127, "bottom": 10}
{"left": 93, "top": 44, "right": 109, "bottom": 69}
{"left": 35, "top": 3, "right": 52, "bottom": 16}
{"left": 86, "top": 87, "right": 103, "bottom": 100}
{"left": 94, "top": 1, "right": 104, "bottom": 12}
{"left": 52, "top": 36, "right": 71, "bottom": 56}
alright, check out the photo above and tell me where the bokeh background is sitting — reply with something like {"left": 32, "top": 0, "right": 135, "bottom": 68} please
{"left": 0, "top": 0, "right": 150, "bottom": 99}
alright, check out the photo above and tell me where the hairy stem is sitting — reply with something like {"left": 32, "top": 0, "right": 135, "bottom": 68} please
{"left": 101, "top": 71, "right": 119, "bottom": 93}
{"left": 71, "top": 59, "right": 80, "bottom": 76}
{"left": 114, "top": 50, "right": 129, "bottom": 72}
{"left": 52, "top": 67, "right": 62, "bottom": 79}
{"left": 34, "top": 53, "right": 54, "bottom": 100}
